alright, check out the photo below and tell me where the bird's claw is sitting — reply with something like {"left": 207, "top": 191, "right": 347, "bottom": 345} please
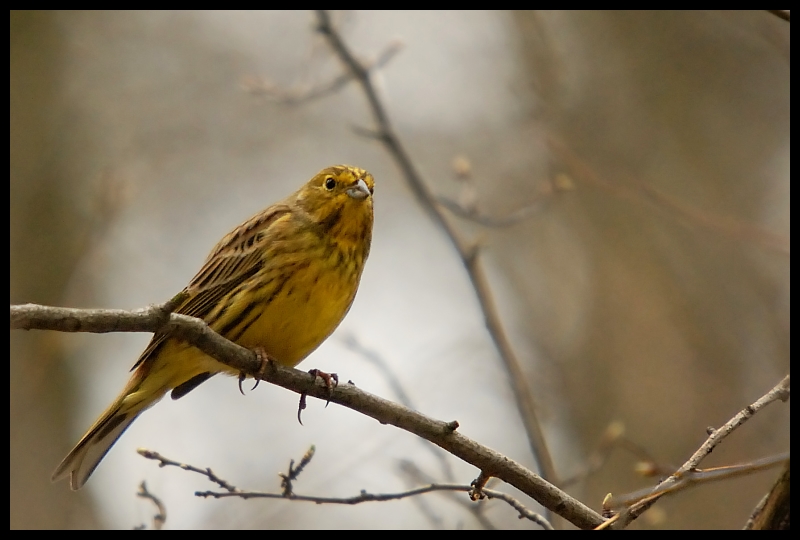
{"left": 309, "top": 369, "right": 339, "bottom": 406}
{"left": 239, "top": 347, "right": 272, "bottom": 395}
{"left": 297, "top": 369, "right": 339, "bottom": 425}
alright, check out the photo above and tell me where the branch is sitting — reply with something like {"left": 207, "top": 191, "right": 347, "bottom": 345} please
{"left": 767, "top": 10, "right": 790, "bottom": 22}
{"left": 140, "top": 449, "right": 553, "bottom": 529}
{"left": 607, "top": 452, "right": 789, "bottom": 510}
{"left": 313, "top": 9, "right": 558, "bottom": 490}
{"left": 397, "top": 459, "right": 495, "bottom": 529}
{"left": 11, "top": 302, "right": 604, "bottom": 529}
{"left": 11, "top": 300, "right": 258, "bottom": 375}
{"left": 744, "top": 459, "right": 790, "bottom": 530}
{"left": 135, "top": 482, "right": 166, "bottom": 530}
{"left": 436, "top": 195, "right": 547, "bottom": 228}
{"left": 549, "top": 137, "right": 790, "bottom": 255}
{"left": 559, "top": 420, "right": 667, "bottom": 488}
{"left": 607, "top": 375, "right": 790, "bottom": 529}
{"left": 200, "top": 484, "right": 554, "bottom": 528}
{"left": 242, "top": 41, "right": 403, "bottom": 106}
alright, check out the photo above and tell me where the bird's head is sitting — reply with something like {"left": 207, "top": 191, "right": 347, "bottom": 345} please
{"left": 295, "top": 165, "right": 375, "bottom": 248}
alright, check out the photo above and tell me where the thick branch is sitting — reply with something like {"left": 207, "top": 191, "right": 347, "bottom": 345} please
{"left": 11, "top": 302, "right": 257, "bottom": 374}
{"left": 10, "top": 302, "right": 604, "bottom": 529}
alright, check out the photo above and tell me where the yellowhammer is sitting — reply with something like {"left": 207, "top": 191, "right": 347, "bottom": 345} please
{"left": 52, "top": 165, "right": 375, "bottom": 490}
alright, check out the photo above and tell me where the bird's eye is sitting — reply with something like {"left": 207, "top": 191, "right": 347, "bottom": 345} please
{"left": 324, "top": 177, "right": 336, "bottom": 190}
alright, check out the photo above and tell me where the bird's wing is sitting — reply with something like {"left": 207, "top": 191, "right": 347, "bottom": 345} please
{"left": 131, "top": 204, "right": 292, "bottom": 371}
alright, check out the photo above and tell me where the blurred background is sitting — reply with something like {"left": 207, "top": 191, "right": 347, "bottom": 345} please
{"left": 10, "top": 10, "right": 789, "bottom": 529}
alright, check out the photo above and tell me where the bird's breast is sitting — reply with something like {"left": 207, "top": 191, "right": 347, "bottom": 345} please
{"left": 234, "top": 246, "right": 364, "bottom": 366}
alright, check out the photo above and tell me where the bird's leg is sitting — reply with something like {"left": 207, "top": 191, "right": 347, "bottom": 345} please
{"left": 297, "top": 369, "right": 339, "bottom": 425}
{"left": 239, "top": 347, "right": 272, "bottom": 395}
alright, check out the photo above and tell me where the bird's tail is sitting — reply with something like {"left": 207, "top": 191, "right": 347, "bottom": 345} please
{"left": 51, "top": 376, "right": 167, "bottom": 490}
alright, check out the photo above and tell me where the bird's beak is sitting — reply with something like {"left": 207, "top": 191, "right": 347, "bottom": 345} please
{"left": 346, "top": 178, "right": 371, "bottom": 200}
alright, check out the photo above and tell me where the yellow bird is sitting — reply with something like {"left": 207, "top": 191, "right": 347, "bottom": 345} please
{"left": 52, "top": 165, "right": 375, "bottom": 490}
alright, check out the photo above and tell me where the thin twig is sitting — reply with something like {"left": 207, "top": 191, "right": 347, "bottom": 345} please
{"left": 608, "top": 452, "right": 789, "bottom": 509}
{"left": 610, "top": 375, "right": 790, "bottom": 529}
{"left": 243, "top": 41, "right": 403, "bottom": 105}
{"left": 136, "top": 482, "right": 167, "bottom": 530}
{"left": 436, "top": 195, "right": 548, "bottom": 228}
{"left": 140, "top": 448, "right": 552, "bottom": 529}
{"left": 398, "top": 459, "right": 496, "bottom": 530}
{"left": 313, "top": 9, "right": 558, "bottom": 490}
{"left": 198, "top": 483, "right": 553, "bottom": 528}
{"left": 12, "top": 302, "right": 604, "bottom": 529}
{"left": 279, "top": 446, "right": 316, "bottom": 497}
{"left": 138, "top": 449, "right": 240, "bottom": 493}
{"left": 559, "top": 420, "right": 668, "bottom": 488}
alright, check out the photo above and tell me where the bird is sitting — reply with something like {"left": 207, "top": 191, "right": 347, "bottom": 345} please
{"left": 52, "top": 165, "right": 375, "bottom": 490}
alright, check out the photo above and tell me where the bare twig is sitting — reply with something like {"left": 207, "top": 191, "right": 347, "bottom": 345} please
{"left": 484, "top": 489, "right": 553, "bottom": 530}
{"left": 608, "top": 452, "right": 789, "bottom": 509}
{"left": 436, "top": 195, "right": 548, "bottom": 228}
{"left": 199, "top": 483, "right": 554, "bottom": 528}
{"left": 141, "top": 449, "right": 552, "bottom": 529}
{"left": 398, "top": 459, "right": 496, "bottom": 529}
{"left": 559, "top": 420, "right": 668, "bottom": 488}
{"left": 279, "top": 446, "right": 316, "bottom": 497}
{"left": 136, "top": 482, "right": 167, "bottom": 530}
{"left": 609, "top": 375, "right": 790, "bottom": 529}
{"left": 138, "top": 449, "right": 240, "bottom": 493}
{"left": 12, "top": 302, "right": 604, "bottom": 529}
{"left": 313, "top": 9, "right": 558, "bottom": 491}
{"left": 243, "top": 41, "right": 403, "bottom": 105}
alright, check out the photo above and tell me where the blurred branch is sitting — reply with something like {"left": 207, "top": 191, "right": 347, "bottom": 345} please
{"left": 279, "top": 445, "right": 316, "bottom": 497}
{"left": 11, "top": 302, "right": 604, "bottom": 529}
{"left": 744, "top": 459, "right": 790, "bottom": 530}
{"left": 398, "top": 459, "right": 496, "bottom": 529}
{"left": 135, "top": 482, "right": 166, "bottom": 530}
{"left": 766, "top": 10, "right": 790, "bottom": 22}
{"left": 438, "top": 159, "right": 574, "bottom": 228}
{"left": 550, "top": 137, "right": 790, "bottom": 255}
{"left": 313, "top": 9, "right": 559, "bottom": 491}
{"left": 606, "top": 375, "right": 790, "bottom": 529}
{"left": 559, "top": 420, "right": 669, "bottom": 488}
{"left": 242, "top": 41, "right": 403, "bottom": 105}
{"left": 608, "top": 452, "right": 789, "bottom": 509}
{"left": 436, "top": 195, "right": 547, "bottom": 228}
{"left": 140, "top": 449, "right": 553, "bottom": 529}
{"left": 342, "top": 333, "right": 456, "bottom": 482}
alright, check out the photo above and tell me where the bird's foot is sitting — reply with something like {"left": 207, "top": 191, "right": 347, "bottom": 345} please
{"left": 239, "top": 347, "right": 272, "bottom": 395}
{"left": 297, "top": 369, "right": 339, "bottom": 425}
